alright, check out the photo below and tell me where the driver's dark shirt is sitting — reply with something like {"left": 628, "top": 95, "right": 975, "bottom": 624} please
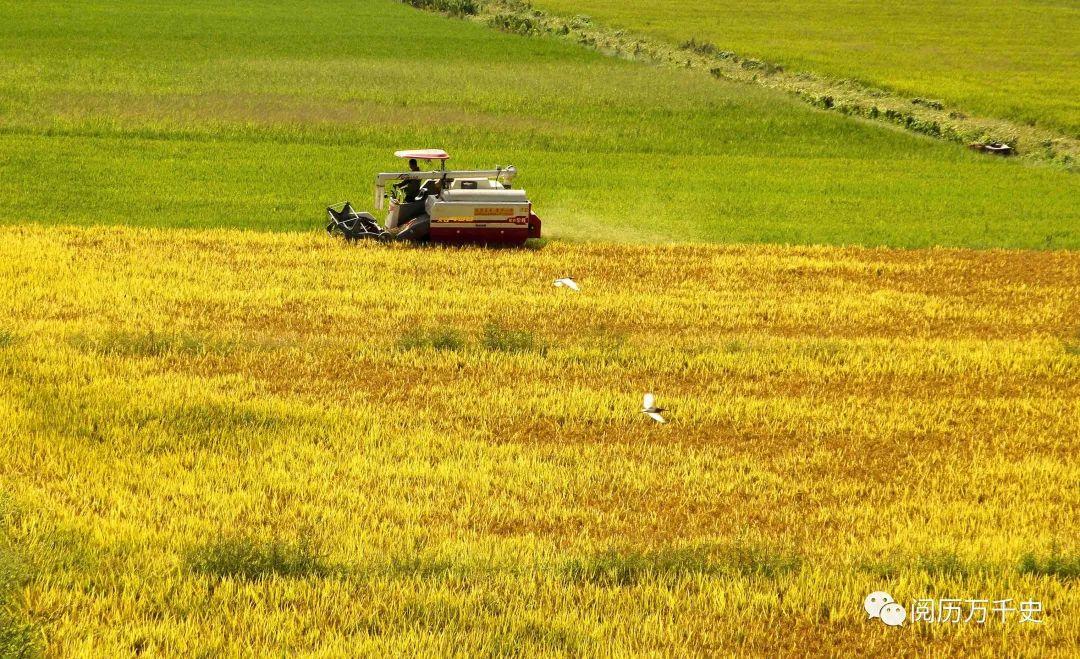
{"left": 395, "top": 177, "right": 421, "bottom": 201}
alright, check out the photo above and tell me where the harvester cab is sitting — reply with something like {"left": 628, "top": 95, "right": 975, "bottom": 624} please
{"left": 327, "top": 149, "right": 541, "bottom": 245}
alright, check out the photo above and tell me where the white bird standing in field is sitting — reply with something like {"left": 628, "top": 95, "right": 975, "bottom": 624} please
{"left": 641, "top": 393, "right": 667, "bottom": 424}
{"left": 553, "top": 276, "right": 580, "bottom": 291}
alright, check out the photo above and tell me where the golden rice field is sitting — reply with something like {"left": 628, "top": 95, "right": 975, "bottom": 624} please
{"left": 0, "top": 226, "right": 1078, "bottom": 655}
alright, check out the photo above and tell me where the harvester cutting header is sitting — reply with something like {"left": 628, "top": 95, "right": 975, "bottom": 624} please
{"left": 327, "top": 149, "right": 542, "bottom": 245}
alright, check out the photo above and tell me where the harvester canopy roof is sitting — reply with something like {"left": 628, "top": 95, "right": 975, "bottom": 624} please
{"left": 395, "top": 149, "right": 450, "bottom": 161}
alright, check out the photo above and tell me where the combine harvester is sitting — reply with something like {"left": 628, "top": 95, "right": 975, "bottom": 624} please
{"left": 327, "top": 149, "right": 542, "bottom": 245}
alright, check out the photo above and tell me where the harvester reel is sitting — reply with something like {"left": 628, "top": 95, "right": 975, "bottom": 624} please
{"left": 326, "top": 202, "right": 388, "bottom": 242}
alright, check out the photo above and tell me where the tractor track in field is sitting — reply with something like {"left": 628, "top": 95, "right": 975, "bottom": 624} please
{"left": 404, "top": 0, "right": 1078, "bottom": 170}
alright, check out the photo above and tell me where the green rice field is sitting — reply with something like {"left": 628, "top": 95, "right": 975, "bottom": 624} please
{"left": 0, "top": 0, "right": 1076, "bottom": 247}
{"left": 535, "top": 0, "right": 1080, "bottom": 137}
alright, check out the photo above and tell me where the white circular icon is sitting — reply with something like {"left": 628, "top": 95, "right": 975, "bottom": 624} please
{"left": 880, "top": 602, "right": 907, "bottom": 626}
{"left": 863, "top": 591, "right": 895, "bottom": 618}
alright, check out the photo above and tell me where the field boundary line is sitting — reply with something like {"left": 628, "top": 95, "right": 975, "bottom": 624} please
{"left": 402, "top": 0, "right": 1078, "bottom": 170}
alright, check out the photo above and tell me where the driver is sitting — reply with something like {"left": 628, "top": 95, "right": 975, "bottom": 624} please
{"left": 393, "top": 158, "right": 423, "bottom": 201}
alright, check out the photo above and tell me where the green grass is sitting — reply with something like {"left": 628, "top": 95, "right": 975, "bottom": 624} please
{"left": 0, "top": 497, "right": 37, "bottom": 659}
{"left": 396, "top": 323, "right": 544, "bottom": 353}
{"left": 562, "top": 543, "right": 801, "bottom": 587}
{"left": 188, "top": 534, "right": 337, "bottom": 581}
{"left": 70, "top": 330, "right": 238, "bottom": 358}
{"left": 1018, "top": 551, "right": 1080, "bottom": 579}
{"left": 398, "top": 326, "right": 469, "bottom": 352}
{"left": 535, "top": 0, "right": 1080, "bottom": 137}
{"left": 0, "top": 0, "right": 1076, "bottom": 248}
{"left": 481, "top": 322, "right": 544, "bottom": 354}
